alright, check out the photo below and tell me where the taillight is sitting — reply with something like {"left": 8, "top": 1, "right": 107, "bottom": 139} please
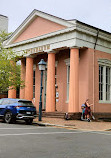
{"left": 16, "top": 106, "right": 22, "bottom": 109}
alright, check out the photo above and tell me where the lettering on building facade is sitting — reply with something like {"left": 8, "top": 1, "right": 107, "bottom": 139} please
{"left": 26, "top": 44, "right": 50, "bottom": 54}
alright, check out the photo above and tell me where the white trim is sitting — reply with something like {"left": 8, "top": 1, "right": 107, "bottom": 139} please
{"left": 98, "top": 59, "right": 111, "bottom": 67}
{"left": 99, "top": 60, "right": 111, "bottom": 103}
{"left": 4, "top": 28, "right": 111, "bottom": 57}
{"left": 5, "top": 26, "right": 76, "bottom": 48}
{"left": 99, "top": 101, "right": 111, "bottom": 104}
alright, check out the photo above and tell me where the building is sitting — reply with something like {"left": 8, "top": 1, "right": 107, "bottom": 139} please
{"left": 4, "top": 10, "right": 111, "bottom": 117}
{"left": 0, "top": 14, "right": 8, "bottom": 99}
{"left": 0, "top": 14, "right": 8, "bottom": 32}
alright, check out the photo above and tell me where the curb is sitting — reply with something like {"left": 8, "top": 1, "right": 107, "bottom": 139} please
{"left": 35, "top": 122, "right": 77, "bottom": 129}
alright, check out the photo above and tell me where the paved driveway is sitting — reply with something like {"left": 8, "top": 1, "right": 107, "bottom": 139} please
{"left": 0, "top": 121, "right": 111, "bottom": 158}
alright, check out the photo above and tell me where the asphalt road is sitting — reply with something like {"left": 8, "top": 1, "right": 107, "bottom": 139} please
{"left": 0, "top": 121, "right": 111, "bottom": 158}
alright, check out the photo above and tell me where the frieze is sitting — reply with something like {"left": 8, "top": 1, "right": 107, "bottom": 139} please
{"left": 26, "top": 44, "right": 50, "bottom": 54}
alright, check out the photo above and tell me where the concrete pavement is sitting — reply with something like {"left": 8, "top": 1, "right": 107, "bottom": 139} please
{"left": 1, "top": 123, "right": 111, "bottom": 158}
{"left": 34, "top": 117, "right": 111, "bottom": 131}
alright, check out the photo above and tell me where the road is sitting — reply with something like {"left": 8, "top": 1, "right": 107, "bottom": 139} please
{"left": 0, "top": 121, "right": 111, "bottom": 158}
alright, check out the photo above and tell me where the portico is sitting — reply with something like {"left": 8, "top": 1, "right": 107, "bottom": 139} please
{"left": 9, "top": 46, "right": 80, "bottom": 113}
{"left": 5, "top": 9, "right": 111, "bottom": 116}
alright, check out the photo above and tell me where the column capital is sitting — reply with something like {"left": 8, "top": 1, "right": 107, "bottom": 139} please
{"left": 24, "top": 54, "right": 35, "bottom": 58}
{"left": 69, "top": 46, "right": 80, "bottom": 50}
{"left": 47, "top": 50, "right": 57, "bottom": 54}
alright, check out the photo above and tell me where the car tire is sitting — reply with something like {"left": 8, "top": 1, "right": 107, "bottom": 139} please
{"left": 25, "top": 119, "right": 33, "bottom": 125}
{"left": 4, "top": 111, "right": 12, "bottom": 123}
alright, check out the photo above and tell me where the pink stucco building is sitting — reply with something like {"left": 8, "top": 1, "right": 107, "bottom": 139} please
{"left": 5, "top": 10, "right": 111, "bottom": 118}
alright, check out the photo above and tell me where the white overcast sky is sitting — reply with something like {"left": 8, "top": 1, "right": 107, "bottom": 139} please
{"left": 0, "top": 0, "right": 111, "bottom": 33}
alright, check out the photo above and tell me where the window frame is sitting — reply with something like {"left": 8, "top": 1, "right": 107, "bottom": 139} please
{"left": 98, "top": 59, "right": 111, "bottom": 103}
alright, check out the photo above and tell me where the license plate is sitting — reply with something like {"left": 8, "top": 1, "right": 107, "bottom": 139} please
{"left": 26, "top": 112, "right": 31, "bottom": 114}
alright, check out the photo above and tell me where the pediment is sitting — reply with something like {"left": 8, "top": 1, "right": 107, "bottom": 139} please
{"left": 6, "top": 9, "right": 73, "bottom": 45}
{"left": 13, "top": 16, "right": 66, "bottom": 43}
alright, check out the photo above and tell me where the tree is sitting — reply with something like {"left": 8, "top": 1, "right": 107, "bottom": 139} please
{"left": 0, "top": 31, "right": 24, "bottom": 93}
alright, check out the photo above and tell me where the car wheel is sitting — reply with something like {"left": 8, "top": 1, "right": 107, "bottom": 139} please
{"left": 4, "top": 111, "right": 12, "bottom": 123}
{"left": 25, "top": 119, "right": 33, "bottom": 125}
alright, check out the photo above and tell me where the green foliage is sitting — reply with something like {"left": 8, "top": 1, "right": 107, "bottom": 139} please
{"left": 0, "top": 31, "right": 24, "bottom": 92}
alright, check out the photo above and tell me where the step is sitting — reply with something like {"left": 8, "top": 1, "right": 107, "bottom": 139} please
{"left": 37, "top": 112, "right": 65, "bottom": 118}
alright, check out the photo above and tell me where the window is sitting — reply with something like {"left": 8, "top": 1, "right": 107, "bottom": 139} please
{"left": 64, "top": 58, "right": 70, "bottom": 102}
{"left": 18, "top": 100, "right": 34, "bottom": 106}
{"left": 99, "top": 60, "right": 111, "bottom": 102}
{"left": 33, "top": 70, "right": 35, "bottom": 98}
{"left": 67, "top": 66, "right": 70, "bottom": 101}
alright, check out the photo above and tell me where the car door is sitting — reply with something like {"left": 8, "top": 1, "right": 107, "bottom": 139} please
{"left": 0, "top": 99, "right": 9, "bottom": 116}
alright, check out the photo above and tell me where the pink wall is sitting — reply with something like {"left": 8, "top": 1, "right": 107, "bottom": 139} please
{"left": 94, "top": 49, "right": 111, "bottom": 112}
{"left": 14, "top": 16, "right": 66, "bottom": 43}
{"left": 79, "top": 48, "right": 111, "bottom": 113}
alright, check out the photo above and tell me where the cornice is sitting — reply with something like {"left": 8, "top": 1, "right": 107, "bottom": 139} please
{"left": 76, "top": 22, "right": 111, "bottom": 42}
{"left": 5, "top": 22, "right": 111, "bottom": 50}
{"left": 5, "top": 26, "right": 76, "bottom": 48}
{"left": 4, "top": 17, "right": 111, "bottom": 55}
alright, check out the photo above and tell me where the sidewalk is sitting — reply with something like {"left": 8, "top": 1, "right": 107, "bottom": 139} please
{"left": 34, "top": 117, "right": 111, "bottom": 131}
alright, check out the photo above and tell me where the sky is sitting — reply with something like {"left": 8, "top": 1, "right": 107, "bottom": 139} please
{"left": 0, "top": 0, "right": 111, "bottom": 33}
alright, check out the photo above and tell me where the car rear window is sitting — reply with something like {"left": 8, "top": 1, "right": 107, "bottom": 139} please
{"left": 0, "top": 99, "right": 3, "bottom": 105}
{"left": 0, "top": 100, "right": 18, "bottom": 105}
{"left": 18, "top": 101, "right": 34, "bottom": 106}
{"left": 2, "top": 100, "right": 10, "bottom": 105}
